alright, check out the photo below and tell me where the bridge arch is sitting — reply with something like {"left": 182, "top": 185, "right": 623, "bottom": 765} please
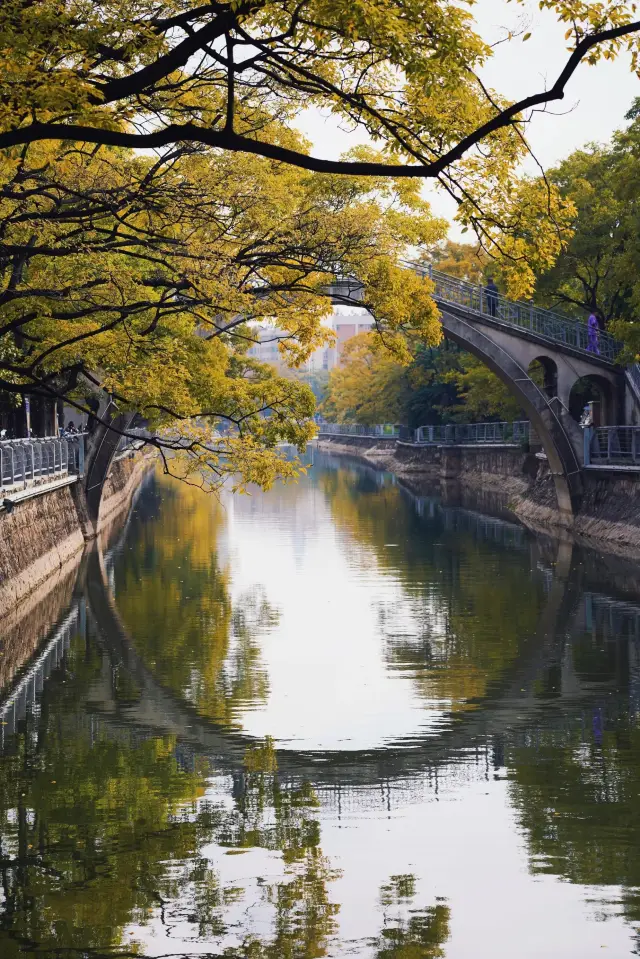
{"left": 438, "top": 305, "right": 583, "bottom": 518}
{"left": 82, "top": 400, "right": 139, "bottom": 532}
{"left": 568, "top": 374, "right": 616, "bottom": 426}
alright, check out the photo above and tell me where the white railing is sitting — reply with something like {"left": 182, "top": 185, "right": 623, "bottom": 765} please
{"left": 414, "top": 421, "right": 530, "bottom": 446}
{"left": 317, "top": 423, "right": 401, "bottom": 438}
{"left": 318, "top": 421, "right": 530, "bottom": 446}
{"left": 0, "top": 434, "right": 85, "bottom": 493}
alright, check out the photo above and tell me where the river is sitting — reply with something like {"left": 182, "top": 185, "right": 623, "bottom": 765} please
{"left": 1, "top": 450, "right": 640, "bottom": 958}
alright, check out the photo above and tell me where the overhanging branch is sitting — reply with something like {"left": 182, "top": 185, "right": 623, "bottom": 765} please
{"left": 1, "top": 20, "right": 639, "bottom": 176}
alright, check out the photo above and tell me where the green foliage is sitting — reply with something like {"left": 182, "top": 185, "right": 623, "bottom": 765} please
{"left": 322, "top": 331, "right": 524, "bottom": 428}
{"left": 443, "top": 354, "right": 524, "bottom": 423}
{"left": 0, "top": 139, "right": 445, "bottom": 488}
{"left": 532, "top": 100, "right": 640, "bottom": 359}
{"left": 370, "top": 875, "right": 450, "bottom": 958}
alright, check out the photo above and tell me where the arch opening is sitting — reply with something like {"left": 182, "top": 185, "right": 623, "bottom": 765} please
{"left": 529, "top": 356, "right": 558, "bottom": 400}
{"left": 569, "top": 375, "right": 614, "bottom": 426}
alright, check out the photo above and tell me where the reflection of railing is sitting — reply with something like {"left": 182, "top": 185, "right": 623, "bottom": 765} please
{"left": 0, "top": 606, "right": 80, "bottom": 741}
{"left": 584, "top": 426, "right": 640, "bottom": 467}
{"left": 317, "top": 423, "right": 400, "bottom": 438}
{"left": 414, "top": 421, "right": 529, "bottom": 446}
{"left": 0, "top": 434, "right": 85, "bottom": 493}
{"left": 416, "top": 265, "right": 622, "bottom": 363}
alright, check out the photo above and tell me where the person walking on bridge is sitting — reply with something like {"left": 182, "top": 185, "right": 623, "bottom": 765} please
{"left": 484, "top": 276, "right": 499, "bottom": 318}
{"left": 587, "top": 311, "right": 600, "bottom": 355}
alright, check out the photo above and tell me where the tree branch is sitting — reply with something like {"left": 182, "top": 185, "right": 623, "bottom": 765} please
{"left": 2, "top": 20, "right": 639, "bottom": 176}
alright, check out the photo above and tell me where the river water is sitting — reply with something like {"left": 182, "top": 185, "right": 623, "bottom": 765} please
{"left": 1, "top": 451, "right": 640, "bottom": 957}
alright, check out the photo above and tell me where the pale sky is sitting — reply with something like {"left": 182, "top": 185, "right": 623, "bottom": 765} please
{"left": 297, "top": 0, "right": 640, "bottom": 232}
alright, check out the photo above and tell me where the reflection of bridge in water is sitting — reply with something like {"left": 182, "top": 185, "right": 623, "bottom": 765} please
{"left": 2, "top": 487, "right": 639, "bottom": 807}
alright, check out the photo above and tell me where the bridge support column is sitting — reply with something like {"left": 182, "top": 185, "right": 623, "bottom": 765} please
{"left": 83, "top": 402, "right": 138, "bottom": 532}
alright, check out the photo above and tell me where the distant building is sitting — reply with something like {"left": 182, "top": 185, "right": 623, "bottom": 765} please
{"left": 247, "top": 303, "right": 374, "bottom": 373}
{"left": 246, "top": 325, "right": 288, "bottom": 370}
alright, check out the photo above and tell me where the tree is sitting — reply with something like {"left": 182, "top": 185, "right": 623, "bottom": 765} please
{"left": 0, "top": 0, "right": 633, "bottom": 272}
{"left": 321, "top": 330, "right": 523, "bottom": 428}
{"left": 321, "top": 332, "right": 409, "bottom": 425}
{"left": 534, "top": 138, "right": 633, "bottom": 325}
{"left": 425, "top": 241, "right": 489, "bottom": 285}
{"left": 0, "top": 138, "right": 444, "bottom": 488}
{"left": 531, "top": 101, "right": 640, "bottom": 358}
{"left": 3, "top": 0, "right": 638, "bottom": 483}
{"left": 444, "top": 355, "right": 525, "bottom": 423}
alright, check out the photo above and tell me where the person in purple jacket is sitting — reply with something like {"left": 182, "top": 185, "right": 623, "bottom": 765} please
{"left": 587, "top": 312, "right": 600, "bottom": 354}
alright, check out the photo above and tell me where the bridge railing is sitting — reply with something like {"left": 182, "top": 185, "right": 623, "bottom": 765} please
{"left": 317, "top": 423, "right": 401, "bottom": 438}
{"left": 0, "top": 434, "right": 85, "bottom": 493}
{"left": 414, "top": 420, "right": 530, "bottom": 446}
{"left": 414, "top": 265, "right": 621, "bottom": 364}
{"left": 584, "top": 426, "right": 640, "bottom": 467}
{"left": 318, "top": 420, "right": 530, "bottom": 445}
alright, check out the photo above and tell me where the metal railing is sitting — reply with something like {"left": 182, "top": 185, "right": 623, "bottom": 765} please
{"left": 317, "top": 423, "right": 401, "bottom": 438}
{"left": 584, "top": 426, "right": 640, "bottom": 467}
{"left": 414, "top": 420, "right": 530, "bottom": 446}
{"left": 626, "top": 363, "right": 640, "bottom": 405}
{"left": 0, "top": 434, "right": 85, "bottom": 493}
{"left": 413, "top": 264, "right": 621, "bottom": 364}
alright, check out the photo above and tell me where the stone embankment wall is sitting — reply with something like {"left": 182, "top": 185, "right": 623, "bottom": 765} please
{"left": 0, "top": 449, "right": 155, "bottom": 617}
{"left": 316, "top": 435, "right": 640, "bottom": 553}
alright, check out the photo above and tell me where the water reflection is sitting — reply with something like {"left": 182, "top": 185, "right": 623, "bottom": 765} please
{"left": 1, "top": 454, "right": 640, "bottom": 955}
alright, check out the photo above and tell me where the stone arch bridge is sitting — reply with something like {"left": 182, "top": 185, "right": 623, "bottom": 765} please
{"left": 333, "top": 266, "right": 633, "bottom": 518}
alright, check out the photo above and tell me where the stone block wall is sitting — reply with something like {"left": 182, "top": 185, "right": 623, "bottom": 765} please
{"left": 0, "top": 449, "right": 156, "bottom": 618}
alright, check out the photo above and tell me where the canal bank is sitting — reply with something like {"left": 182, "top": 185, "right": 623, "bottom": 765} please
{"left": 315, "top": 435, "right": 640, "bottom": 554}
{"left": 0, "top": 447, "right": 155, "bottom": 617}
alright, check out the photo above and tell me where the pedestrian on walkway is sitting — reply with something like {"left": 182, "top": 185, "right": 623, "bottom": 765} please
{"left": 587, "top": 311, "right": 600, "bottom": 354}
{"left": 484, "top": 276, "right": 499, "bottom": 318}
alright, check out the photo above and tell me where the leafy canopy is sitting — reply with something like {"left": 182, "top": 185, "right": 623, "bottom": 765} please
{"left": 0, "top": 137, "right": 444, "bottom": 488}
{"left": 1, "top": 0, "right": 638, "bottom": 271}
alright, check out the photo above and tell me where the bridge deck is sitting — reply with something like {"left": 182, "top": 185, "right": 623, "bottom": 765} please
{"left": 426, "top": 266, "right": 620, "bottom": 365}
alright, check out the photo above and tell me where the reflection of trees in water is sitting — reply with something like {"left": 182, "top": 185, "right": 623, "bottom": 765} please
{"left": 0, "top": 632, "right": 341, "bottom": 958}
{"left": 370, "top": 874, "right": 450, "bottom": 959}
{"left": 320, "top": 465, "right": 545, "bottom": 710}
{"left": 507, "top": 612, "right": 640, "bottom": 943}
{"left": 113, "top": 473, "right": 276, "bottom": 727}
{"left": 0, "top": 631, "right": 216, "bottom": 957}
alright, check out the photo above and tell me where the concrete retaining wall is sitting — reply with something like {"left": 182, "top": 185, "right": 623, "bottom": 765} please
{"left": 0, "top": 449, "right": 155, "bottom": 618}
